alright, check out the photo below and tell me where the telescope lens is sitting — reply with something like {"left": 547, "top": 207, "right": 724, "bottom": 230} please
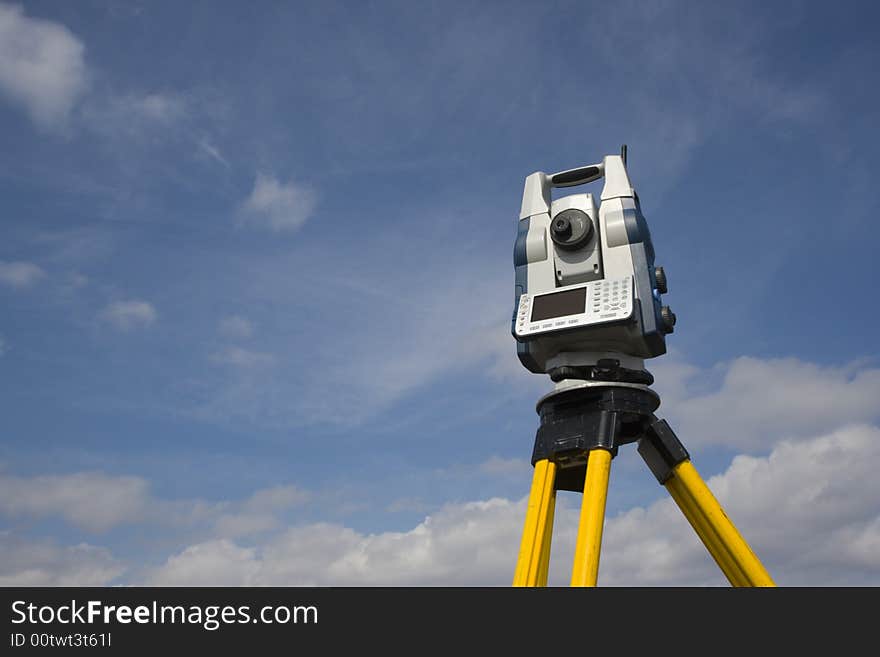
{"left": 550, "top": 209, "right": 593, "bottom": 250}
{"left": 553, "top": 216, "right": 572, "bottom": 238}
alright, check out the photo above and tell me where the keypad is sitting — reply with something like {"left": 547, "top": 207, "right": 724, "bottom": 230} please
{"left": 515, "top": 276, "right": 632, "bottom": 338}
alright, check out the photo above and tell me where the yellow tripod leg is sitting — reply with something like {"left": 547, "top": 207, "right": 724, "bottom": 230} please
{"left": 665, "top": 478, "right": 749, "bottom": 587}
{"left": 513, "top": 459, "right": 557, "bottom": 586}
{"left": 570, "top": 449, "right": 613, "bottom": 587}
{"left": 666, "top": 461, "right": 775, "bottom": 587}
{"left": 536, "top": 487, "right": 556, "bottom": 586}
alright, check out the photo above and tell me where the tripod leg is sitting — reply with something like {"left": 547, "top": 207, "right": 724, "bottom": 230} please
{"left": 666, "top": 461, "right": 775, "bottom": 587}
{"left": 513, "top": 459, "right": 557, "bottom": 586}
{"left": 639, "top": 420, "right": 775, "bottom": 586}
{"left": 665, "top": 476, "right": 749, "bottom": 586}
{"left": 537, "top": 487, "right": 556, "bottom": 586}
{"left": 570, "top": 448, "right": 613, "bottom": 587}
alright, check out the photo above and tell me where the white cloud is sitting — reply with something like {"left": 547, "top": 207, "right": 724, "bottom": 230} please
{"left": 0, "top": 469, "right": 309, "bottom": 542}
{"left": 149, "top": 540, "right": 260, "bottom": 586}
{"left": 0, "top": 532, "right": 123, "bottom": 586}
{"left": 145, "top": 424, "right": 880, "bottom": 586}
{"left": 148, "top": 498, "right": 524, "bottom": 586}
{"left": 99, "top": 300, "right": 157, "bottom": 331}
{"left": 0, "top": 3, "right": 88, "bottom": 130}
{"left": 126, "top": 92, "right": 186, "bottom": 123}
{"left": 240, "top": 173, "right": 318, "bottom": 232}
{"left": 213, "top": 485, "right": 311, "bottom": 539}
{"left": 0, "top": 471, "right": 151, "bottom": 532}
{"left": 0, "top": 260, "right": 46, "bottom": 288}
{"left": 218, "top": 315, "right": 254, "bottom": 339}
{"left": 210, "top": 346, "right": 275, "bottom": 369}
{"left": 656, "top": 356, "right": 880, "bottom": 451}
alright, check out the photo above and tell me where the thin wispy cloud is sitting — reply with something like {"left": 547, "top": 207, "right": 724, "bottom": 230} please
{"left": 125, "top": 92, "right": 187, "bottom": 123}
{"left": 210, "top": 346, "right": 275, "bottom": 369}
{"left": 198, "top": 137, "right": 229, "bottom": 167}
{"left": 99, "top": 300, "right": 157, "bottom": 331}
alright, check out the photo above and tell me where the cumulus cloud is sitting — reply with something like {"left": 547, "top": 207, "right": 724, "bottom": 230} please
{"left": 0, "top": 3, "right": 88, "bottom": 130}
{"left": 149, "top": 540, "right": 260, "bottom": 587}
{"left": 655, "top": 356, "right": 880, "bottom": 451}
{"left": 144, "top": 424, "right": 880, "bottom": 586}
{"left": 213, "top": 485, "right": 310, "bottom": 539}
{"left": 148, "top": 498, "right": 524, "bottom": 586}
{"left": 240, "top": 173, "right": 318, "bottom": 232}
{"left": 0, "top": 469, "right": 309, "bottom": 542}
{"left": 99, "top": 300, "right": 157, "bottom": 331}
{"left": 218, "top": 315, "right": 254, "bottom": 339}
{"left": 0, "top": 532, "right": 123, "bottom": 586}
{"left": 0, "top": 260, "right": 46, "bottom": 288}
{"left": 0, "top": 471, "right": 151, "bottom": 532}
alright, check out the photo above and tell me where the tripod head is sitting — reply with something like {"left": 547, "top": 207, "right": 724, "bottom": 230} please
{"left": 512, "top": 146, "right": 675, "bottom": 380}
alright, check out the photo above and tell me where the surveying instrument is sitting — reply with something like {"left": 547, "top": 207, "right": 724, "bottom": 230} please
{"left": 511, "top": 146, "right": 774, "bottom": 587}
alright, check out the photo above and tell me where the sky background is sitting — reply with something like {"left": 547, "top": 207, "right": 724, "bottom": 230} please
{"left": 1, "top": 0, "right": 879, "bottom": 586}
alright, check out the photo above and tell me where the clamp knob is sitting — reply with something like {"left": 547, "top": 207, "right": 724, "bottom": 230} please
{"left": 654, "top": 266, "right": 668, "bottom": 294}
{"left": 660, "top": 306, "right": 676, "bottom": 334}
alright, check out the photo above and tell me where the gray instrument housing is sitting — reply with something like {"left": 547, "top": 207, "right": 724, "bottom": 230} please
{"left": 512, "top": 155, "right": 668, "bottom": 373}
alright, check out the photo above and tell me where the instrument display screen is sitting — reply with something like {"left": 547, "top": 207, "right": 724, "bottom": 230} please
{"left": 530, "top": 287, "right": 586, "bottom": 322}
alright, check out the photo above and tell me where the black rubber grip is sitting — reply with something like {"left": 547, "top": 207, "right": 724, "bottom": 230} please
{"left": 551, "top": 166, "right": 602, "bottom": 187}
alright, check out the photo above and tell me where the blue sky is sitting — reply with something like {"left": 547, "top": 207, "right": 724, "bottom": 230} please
{"left": 1, "top": 1, "right": 879, "bottom": 585}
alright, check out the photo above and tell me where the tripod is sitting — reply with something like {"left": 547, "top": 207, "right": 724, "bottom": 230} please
{"left": 512, "top": 376, "right": 775, "bottom": 587}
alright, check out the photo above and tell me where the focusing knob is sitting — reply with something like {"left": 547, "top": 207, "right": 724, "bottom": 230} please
{"left": 654, "top": 266, "right": 668, "bottom": 294}
{"left": 660, "top": 305, "right": 676, "bottom": 334}
{"left": 550, "top": 209, "right": 593, "bottom": 251}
